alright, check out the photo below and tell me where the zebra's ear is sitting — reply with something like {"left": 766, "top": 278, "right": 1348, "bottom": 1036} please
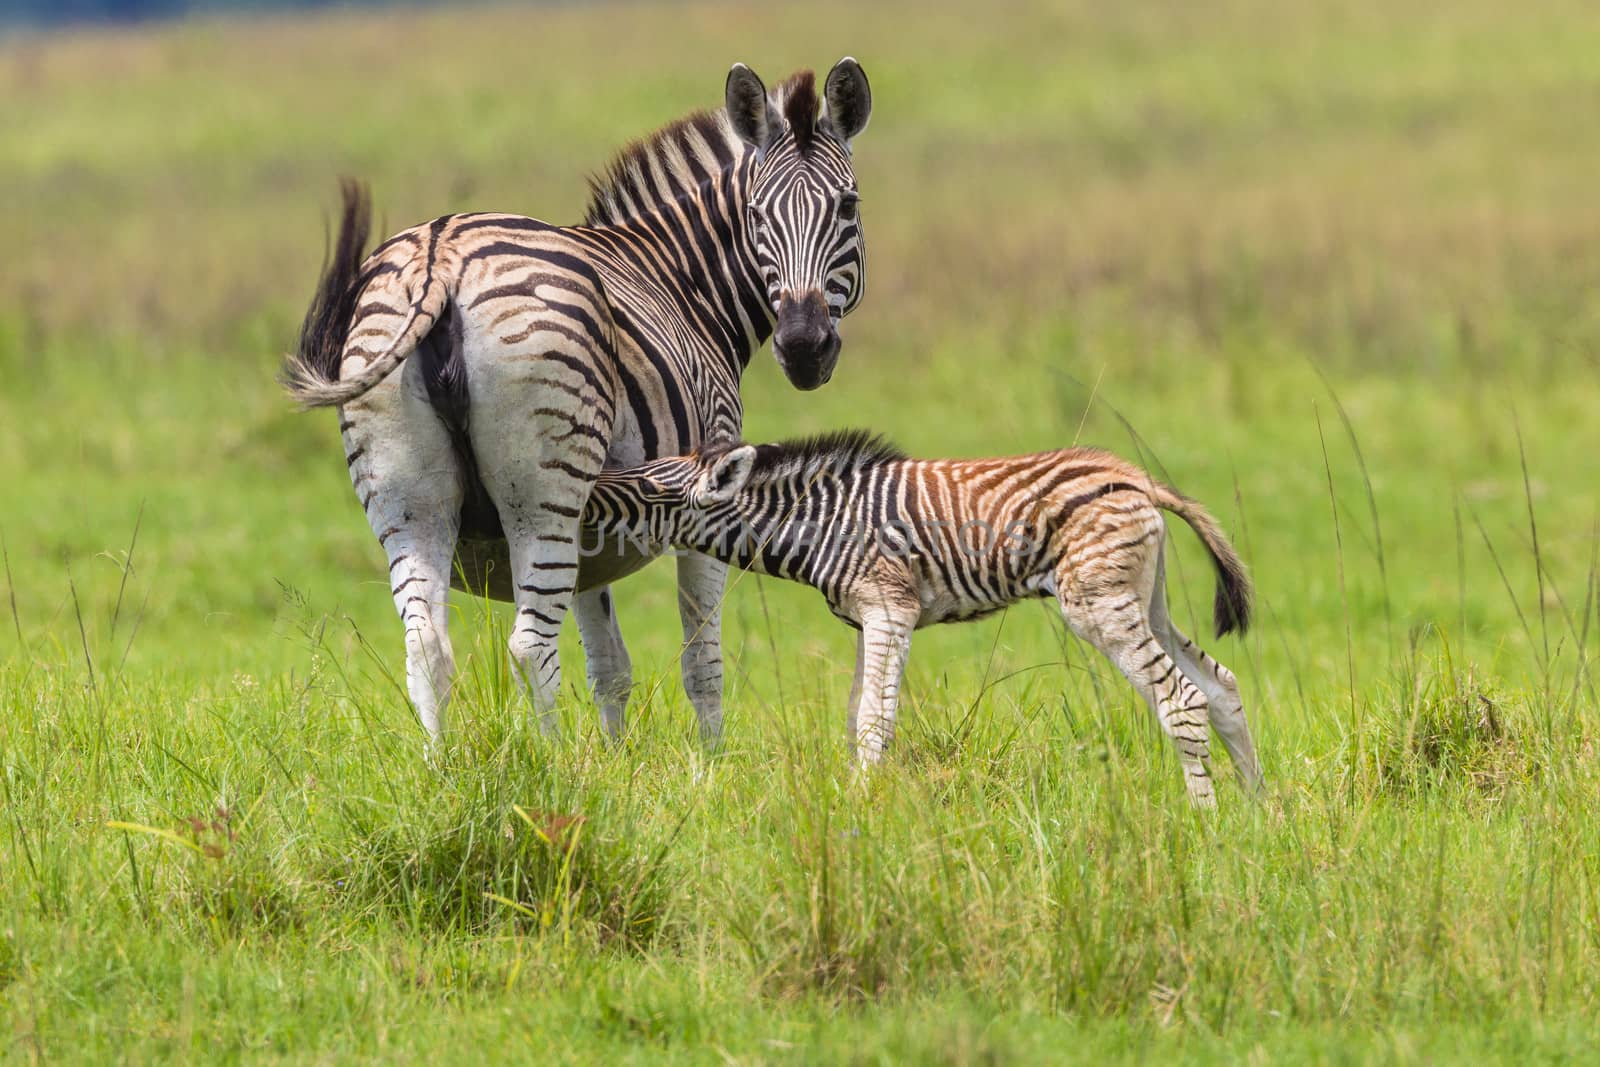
{"left": 822, "top": 57, "right": 871, "bottom": 148}
{"left": 696, "top": 446, "right": 757, "bottom": 506}
{"left": 726, "top": 63, "right": 780, "bottom": 151}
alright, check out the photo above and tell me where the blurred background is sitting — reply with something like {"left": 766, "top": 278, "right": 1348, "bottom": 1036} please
{"left": 2, "top": 0, "right": 1597, "bottom": 694}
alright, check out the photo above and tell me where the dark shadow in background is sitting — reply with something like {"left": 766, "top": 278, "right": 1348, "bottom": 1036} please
{"left": 0, "top": 0, "right": 515, "bottom": 32}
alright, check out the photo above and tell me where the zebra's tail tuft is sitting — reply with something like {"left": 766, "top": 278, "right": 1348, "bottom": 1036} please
{"left": 281, "top": 179, "right": 374, "bottom": 409}
{"left": 1150, "top": 483, "right": 1253, "bottom": 638}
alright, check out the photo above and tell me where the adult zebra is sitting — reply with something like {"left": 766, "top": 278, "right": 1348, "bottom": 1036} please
{"left": 283, "top": 60, "right": 873, "bottom": 743}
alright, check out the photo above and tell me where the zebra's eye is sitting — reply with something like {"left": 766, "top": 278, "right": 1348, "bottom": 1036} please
{"left": 836, "top": 193, "right": 859, "bottom": 222}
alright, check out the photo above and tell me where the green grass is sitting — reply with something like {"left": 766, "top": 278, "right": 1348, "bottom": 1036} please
{"left": 3, "top": 0, "right": 1599, "bottom": 1061}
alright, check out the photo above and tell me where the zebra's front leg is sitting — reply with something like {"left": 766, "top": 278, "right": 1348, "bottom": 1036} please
{"left": 573, "top": 586, "right": 632, "bottom": 739}
{"left": 676, "top": 551, "right": 727, "bottom": 746}
{"left": 852, "top": 609, "right": 916, "bottom": 765}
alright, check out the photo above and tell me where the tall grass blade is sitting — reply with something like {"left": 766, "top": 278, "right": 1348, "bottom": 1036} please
{"left": 1309, "top": 360, "right": 1393, "bottom": 650}
{"left": 1469, "top": 511, "right": 1541, "bottom": 690}
{"left": 1314, "top": 406, "right": 1359, "bottom": 753}
{"left": 108, "top": 502, "right": 144, "bottom": 643}
{"left": 1513, "top": 417, "right": 1549, "bottom": 679}
{"left": 2, "top": 529, "right": 22, "bottom": 649}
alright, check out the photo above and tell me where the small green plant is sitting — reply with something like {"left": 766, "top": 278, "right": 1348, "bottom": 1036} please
{"left": 1360, "top": 659, "right": 1534, "bottom": 799}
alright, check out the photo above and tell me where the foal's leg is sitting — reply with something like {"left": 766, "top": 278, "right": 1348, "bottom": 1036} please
{"left": 1148, "top": 558, "right": 1263, "bottom": 791}
{"left": 1056, "top": 539, "right": 1216, "bottom": 808}
{"left": 852, "top": 604, "right": 917, "bottom": 764}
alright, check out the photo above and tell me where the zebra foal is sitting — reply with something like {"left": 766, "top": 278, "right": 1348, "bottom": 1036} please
{"left": 585, "top": 432, "right": 1263, "bottom": 807}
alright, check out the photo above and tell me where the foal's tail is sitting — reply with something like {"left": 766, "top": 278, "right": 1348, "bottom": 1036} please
{"left": 1149, "top": 483, "right": 1252, "bottom": 638}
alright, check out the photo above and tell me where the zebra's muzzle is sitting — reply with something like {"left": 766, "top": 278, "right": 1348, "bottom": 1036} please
{"left": 773, "top": 291, "right": 839, "bottom": 391}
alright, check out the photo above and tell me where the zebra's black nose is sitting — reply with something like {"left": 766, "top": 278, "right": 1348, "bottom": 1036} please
{"left": 773, "top": 291, "right": 839, "bottom": 390}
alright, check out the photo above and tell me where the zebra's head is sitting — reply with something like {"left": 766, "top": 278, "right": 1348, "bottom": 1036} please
{"left": 726, "top": 58, "right": 872, "bottom": 391}
{"left": 595, "top": 446, "right": 755, "bottom": 511}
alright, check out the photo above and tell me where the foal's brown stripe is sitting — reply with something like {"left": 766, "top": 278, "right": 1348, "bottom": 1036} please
{"left": 1051, "top": 481, "right": 1146, "bottom": 521}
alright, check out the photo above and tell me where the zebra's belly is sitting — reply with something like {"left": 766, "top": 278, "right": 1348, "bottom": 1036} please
{"left": 577, "top": 534, "right": 660, "bottom": 589}
{"left": 918, "top": 600, "right": 1011, "bottom": 629}
{"left": 450, "top": 538, "right": 516, "bottom": 602}
{"left": 448, "top": 533, "right": 662, "bottom": 602}
{"left": 915, "top": 579, "right": 1017, "bottom": 629}
{"left": 898, "top": 551, "right": 1007, "bottom": 627}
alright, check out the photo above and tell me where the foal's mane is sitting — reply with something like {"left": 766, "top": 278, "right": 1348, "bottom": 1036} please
{"left": 746, "top": 429, "right": 908, "bottom": 477}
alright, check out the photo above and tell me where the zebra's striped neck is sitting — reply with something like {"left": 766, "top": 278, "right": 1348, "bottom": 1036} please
{"left": 594, "top": 159, "right": 774, "bottom": 369}
{"left": 581, "top": 89, "right": 831, "bottom": 371}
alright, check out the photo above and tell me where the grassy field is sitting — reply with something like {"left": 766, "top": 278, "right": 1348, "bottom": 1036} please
{"left": 3, "top": 0, "right": 1600, "bottom": 1061}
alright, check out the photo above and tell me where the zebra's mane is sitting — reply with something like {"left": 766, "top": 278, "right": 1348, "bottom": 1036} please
{"left": 584, "top": 71, "right": 820, "bottom": 227}
{"left": 743, "top": 429, "right": 909, "bottom": 480}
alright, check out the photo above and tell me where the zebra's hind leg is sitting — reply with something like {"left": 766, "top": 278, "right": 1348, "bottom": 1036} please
{"left": 499, "top": 512, "right": 582, "bottom": 733}
{"left": 401, "top": 567, "right": 458, "bottom": 748}
{"left": 340, "top": 388, "right": 463, "bottom": 745}
{"left": 573, "top": 586, "right": 632, "bottom": 739}
{"left": 1148, "top": 558, "right": 1262, "bottom": 792}
{"left": 393, "top": 530, "right": 460, "bottom": 747}
{"left": 466, "top": 346, "right": 615, "bottom": 734}
{"left": 676, "top": 552, "right": 728, "bottom": 746}
{"left": 1056, "top": 551, "right": 1216, "bottom": 809}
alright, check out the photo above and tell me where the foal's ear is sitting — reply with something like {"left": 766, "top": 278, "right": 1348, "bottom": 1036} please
{"left": 822, "top": 57, "right": 871, "bottom": 148}
{"left": 726, "top": 63, "right": 780, "bottom": 151}
{"left": 695, "top": 446, "right": 757, "bottom": 505}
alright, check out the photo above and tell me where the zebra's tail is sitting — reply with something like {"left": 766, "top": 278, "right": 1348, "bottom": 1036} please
{"left": 1149, "top": 482, "right": 1252, "bottom": 638}
{"left": 280, "top": 180, "right": 447, "bottom": 410}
